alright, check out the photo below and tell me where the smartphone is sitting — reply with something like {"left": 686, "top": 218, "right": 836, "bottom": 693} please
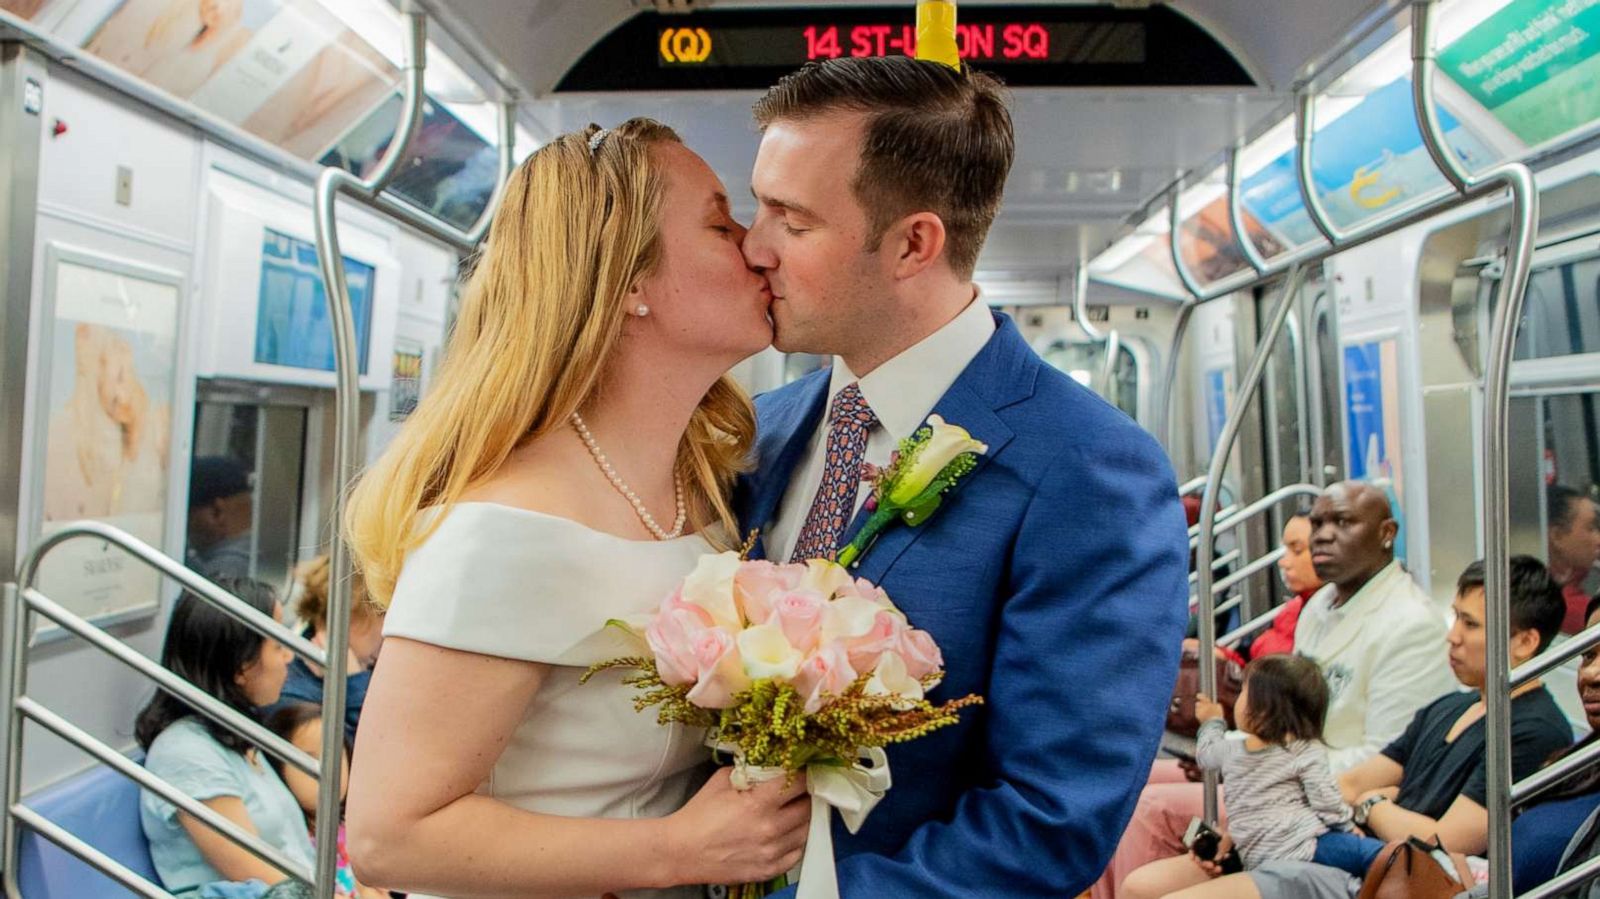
{"left": 1183, "top": 818, "right": 1243, "bottom": 874}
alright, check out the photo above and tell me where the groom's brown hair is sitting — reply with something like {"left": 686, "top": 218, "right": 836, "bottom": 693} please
{"left": 753, "top": 56, "right": 1014, "bottom": 278}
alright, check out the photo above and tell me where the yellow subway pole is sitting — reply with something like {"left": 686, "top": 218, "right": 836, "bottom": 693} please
{"left": 916, "top": 0, "right": 961, "bottom": 70}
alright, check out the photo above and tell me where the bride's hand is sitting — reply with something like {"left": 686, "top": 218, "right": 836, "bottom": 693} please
{"left": 666, "top": 767, "right": 810, "bottom": 885}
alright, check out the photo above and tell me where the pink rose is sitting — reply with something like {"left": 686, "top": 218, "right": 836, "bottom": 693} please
{"left": 791, "top": 640, "right": 858, "bottom": 714}
{"left": 769, "top": 589, "right": 826, "bottom": 654}
{"left": 734, "top": 560, "right": 804, "bottom": 626}
{"left": 646, "top": 603, "right": 711, "bottom": 686}
{"left": 684, "top": 626, "right": 750, "bottom": 709}
{"left": 895, "top": 627, "right": 944, "bottom": 680}
{"left": 842, "top": 610, "right": 908, "bottom": 675}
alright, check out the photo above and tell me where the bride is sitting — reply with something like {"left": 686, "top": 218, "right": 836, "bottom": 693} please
{"left": 343, "top": 119, "right": 809, "bottom": 898}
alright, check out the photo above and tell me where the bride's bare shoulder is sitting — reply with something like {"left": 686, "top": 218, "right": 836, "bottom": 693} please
{"left": 456, "top": 433, "right": 593, "bottom": 520}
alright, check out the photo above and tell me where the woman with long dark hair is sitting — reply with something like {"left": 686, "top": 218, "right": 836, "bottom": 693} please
{"left": 136, "top": 578, "right": 313, "bottom": 896}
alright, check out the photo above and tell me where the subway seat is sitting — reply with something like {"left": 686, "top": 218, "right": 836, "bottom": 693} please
{"left": 16, "top": 762, "right": 158, "bottom": 898}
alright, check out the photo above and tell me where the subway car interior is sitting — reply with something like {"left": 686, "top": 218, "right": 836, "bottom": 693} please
{"left": 2, "top": 0, "right": 1600, "bottom": 896}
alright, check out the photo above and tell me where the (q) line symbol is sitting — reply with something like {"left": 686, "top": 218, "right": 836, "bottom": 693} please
{"left": 660, "top": 27, "right": 714, "bottom": 63}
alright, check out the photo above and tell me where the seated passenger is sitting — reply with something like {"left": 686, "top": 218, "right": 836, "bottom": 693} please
{"left": 262, "top": 703, "right": 387, "bottom": 899}
{"left": 1121, "top": 555, "right": 1573, "bottom": 899}
{"left": 1094, "top": 481, "right": 1455, "bottom": 898}
{"left": 1511, "top": 593, "right": 1600, "bottom": 892}
{"left": 259, "top": 554, "right": 383, "bottom": 747}
{"left": 136, "top": 579, "right": 314, "bottom": 897}
{"left": 1246, "top": 508, "right": 1322, "bottom": 660}
{"left": 1548, "top": 484, "right": 1600, "bottom": 634}
{"left": 1189, "top": 655, "right": 1367, "bottom": 876}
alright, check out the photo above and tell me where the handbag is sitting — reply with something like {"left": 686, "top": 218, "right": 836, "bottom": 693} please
{"left": 1165, "top": 643, "right": 1244, "bottom": 737}
{"left": 1356, "top": 836, "right": 1474, "bottom": 899}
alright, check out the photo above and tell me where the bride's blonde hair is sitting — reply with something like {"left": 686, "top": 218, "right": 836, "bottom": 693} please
{"left": 346, "top": 118, "right": 755, "bottom": 605}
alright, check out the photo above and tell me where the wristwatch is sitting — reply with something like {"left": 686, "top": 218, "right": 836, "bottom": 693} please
{"left": 1353, "top": 794, "right": 1389, "bottom": 826}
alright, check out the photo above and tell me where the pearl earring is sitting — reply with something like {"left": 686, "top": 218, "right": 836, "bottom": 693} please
{"left": 1384, "top": 540, "right": 1393, "bottom": 549}
{"left": 634, "top": 303, "right": 650, "bottom": 317}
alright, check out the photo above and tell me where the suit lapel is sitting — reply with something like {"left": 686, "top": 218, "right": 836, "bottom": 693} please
{"left": 847, "top": 381, "right": 1014, "bottom": 583}
{"left": 746, "top": 375, "right": 830, "bottom": 561}
{"left": 843, "top": 313, "right": 1034, "bottom": 583}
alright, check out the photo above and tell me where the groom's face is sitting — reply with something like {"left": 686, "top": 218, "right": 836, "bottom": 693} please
{"left": 746, "top": 113, "right": 888, "bottom": 358}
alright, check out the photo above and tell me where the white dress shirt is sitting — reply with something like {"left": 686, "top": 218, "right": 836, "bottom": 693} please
{"left": 767, "top": 296, "right": 996, "bottom": 564}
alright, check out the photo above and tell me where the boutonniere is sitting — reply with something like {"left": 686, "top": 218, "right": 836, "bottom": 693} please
{"left": 836, "top": 415, "right": 988, "bottom": 568}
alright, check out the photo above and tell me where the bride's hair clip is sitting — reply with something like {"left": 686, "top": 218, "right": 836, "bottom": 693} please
{"left": 588, "top": 128, "right": 611, "bottom": 156}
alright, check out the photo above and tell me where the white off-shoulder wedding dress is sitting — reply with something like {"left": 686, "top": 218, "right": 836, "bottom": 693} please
{"left": 383, "top": 502, "right": 715, "bottom": 899}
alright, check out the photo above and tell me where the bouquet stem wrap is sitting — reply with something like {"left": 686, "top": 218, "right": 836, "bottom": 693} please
{"left": 718, "top": 742, "right": 892, "bottom": 899}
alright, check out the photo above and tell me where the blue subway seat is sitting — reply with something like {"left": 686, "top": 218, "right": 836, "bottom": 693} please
{"left": 16, "top": 762, "right": 159, "bottom": 898}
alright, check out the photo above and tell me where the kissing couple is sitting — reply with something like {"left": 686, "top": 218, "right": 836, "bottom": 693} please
{"left": 341, "top": 55, "right": 1190, "bottom": 899}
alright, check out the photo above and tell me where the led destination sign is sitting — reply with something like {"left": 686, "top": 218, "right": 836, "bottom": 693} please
{"left": 658, "top": 20, "right": 1114, "bottom": 67}
{"left": 558, "top": 6, "right": 1253, "bottom": 91}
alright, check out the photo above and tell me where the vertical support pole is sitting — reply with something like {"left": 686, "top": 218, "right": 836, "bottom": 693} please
{"left": 1411, "top": 4, "right": 1539, "bottom": 897}
{"left": 1227, "top": 145, "right": 1269, "bottom": 273}
{"left": 0, "top": 43, "right": 44, "bottom": 894}
{"left": 0, "top": 43, "right": 44, "bottom": 605}
{"left": 1157, "top": 299, "right": 1197, "bottom": 452}
{"left": 1194, "top": 264, "right": 1308, "bottom": 825}
{"left": 309, "top": 14, "right": 427, "bottom": 897}
{"left": 3, "top": 584, "right": 29, "bottom": 898}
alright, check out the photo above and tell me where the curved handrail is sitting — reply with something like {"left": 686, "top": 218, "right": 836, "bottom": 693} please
{"left": 465, "top": 98, "right": 518, "bottom": 246}
{"left": 1218, "top": 607, "right": 1280, "bottom": 649}
{"left": 1227, "top": 144, "right": 1269, "bottom": 274}
{"left": 1178, "top": 476, "right": 1209, "bottom": 497}
{"left": 14, "top": 521, "right": 324, "bottom": 666}
{"left": 1169, "top": 183, "right": 1210, "bottom": 299}
{"left": 1190, "top": 547, "right": 1288, "bottom": 608}
{"left": 1189, "top": 484, "right": 1322, "bottom": 549}
{"left": 1294, "top": 89, "right": 1344, "bottom": 246}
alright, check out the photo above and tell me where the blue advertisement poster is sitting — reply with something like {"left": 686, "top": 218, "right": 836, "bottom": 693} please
{"left": 1240, "top": 76, "right": 1499, "bottom": 241}
{"left": 1344, "top": 342, "right": 1385, "bottom": 479}
{"left": 1344, "top": 338, "right": 1407, "bottom": 561}
{"left": 1204, "top": 367, "right": 1230, "bottom": 455}
{"left": 255, "top": 228, "right": 374, "bottom": 374}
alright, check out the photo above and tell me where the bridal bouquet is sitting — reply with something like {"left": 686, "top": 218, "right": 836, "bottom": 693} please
{"left": 586, "top": 553, "right": 982, "bottom": 899}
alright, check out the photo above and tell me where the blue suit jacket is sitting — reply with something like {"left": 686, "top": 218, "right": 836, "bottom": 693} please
{"left": 736, "top": 313, "right": 1190, "bottom": 895}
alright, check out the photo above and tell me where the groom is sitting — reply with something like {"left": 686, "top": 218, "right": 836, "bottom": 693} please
{"left": 736, "top": 56, "right": 1190, "bottom": 895}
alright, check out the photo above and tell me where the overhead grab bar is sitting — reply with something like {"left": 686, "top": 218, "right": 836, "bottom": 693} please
{"left": 1227, "top": 144, "right": 1269, "bottom": 274}
{"left": 1192, "top": 262, "right": 1309, "bottom": 825}
{"left": 1071, "top": 264, "right": 1122, "bottom": 396}
{"left": 1412, "top": 3, "right": 1540, "bottom": 896}
{"left": 1169, "top": 182, "right": 1212, "bottom": 300}
{"left": 1293, "top": 89, "right": 1344, "bottom": 246}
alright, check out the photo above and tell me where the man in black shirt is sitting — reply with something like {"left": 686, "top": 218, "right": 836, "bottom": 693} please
{"left": 1338, "top": 556, "right": 1572, "bottom": 857}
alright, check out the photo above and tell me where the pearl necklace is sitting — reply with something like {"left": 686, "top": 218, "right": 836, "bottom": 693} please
{"left": 570, "top": 412, "right": 687, "bottom": 540}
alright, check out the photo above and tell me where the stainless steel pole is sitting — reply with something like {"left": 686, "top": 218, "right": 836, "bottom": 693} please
{"left": 1227, "top": 145, "right": 1269, "bottom": 273}
{"left": 1193, "top": 264, "right": 1309, "bottom": 824}
{"left": 1409, "top": 5, "right": 1540, "bottom": 897}
{"left": 309, "top": 14, "right": 427, "bottom": 896}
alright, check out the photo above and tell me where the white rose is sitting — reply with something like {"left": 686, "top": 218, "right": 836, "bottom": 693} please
{"left": 680, "top": 551, "right": 743, "bottom": 630}
{"left": 737, "top": 622, "right": 804, "bottom": 681}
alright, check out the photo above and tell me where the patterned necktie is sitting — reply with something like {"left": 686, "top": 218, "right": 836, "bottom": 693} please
{"left": 790, "top": 382, "right": 878, "bottom": 563}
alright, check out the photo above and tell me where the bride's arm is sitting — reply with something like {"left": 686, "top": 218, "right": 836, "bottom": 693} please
{"left": 346, "top": 637, "right": 807, "bottom": 899}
